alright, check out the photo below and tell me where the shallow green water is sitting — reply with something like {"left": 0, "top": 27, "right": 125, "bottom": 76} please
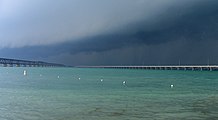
{"left": 0, "top": 67, "right": 218, "bottom": 120}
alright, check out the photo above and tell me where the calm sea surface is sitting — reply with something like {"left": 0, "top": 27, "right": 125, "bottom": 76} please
{"left": 0, "top": 67, "right": 218, "bottom": 120}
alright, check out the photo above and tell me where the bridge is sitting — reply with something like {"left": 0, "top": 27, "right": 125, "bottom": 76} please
{"left": 0, "top": 58, "right": 65, "bottom": 67}
{"left": 77, "top": 65, "right": 218, "bottom": 71}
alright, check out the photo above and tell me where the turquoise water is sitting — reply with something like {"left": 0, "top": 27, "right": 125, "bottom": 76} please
{"left": 0, "top": 67, "right": 218, "bottom": 120}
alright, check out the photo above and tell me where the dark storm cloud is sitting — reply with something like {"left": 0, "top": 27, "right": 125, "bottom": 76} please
{"left": 1, "top": 0, "right": 182, "bottom": 48}
{"left": 52, "top": 1, "right": 218, "bottom": 55}
{"left": 1, "top": 0, "right": 218, "bottom": 65}
{"left": 58, "top": 0, "right": 218, "bottom": 54}
{"left": 0, "top": 0, "right": 212, "bottom": 48}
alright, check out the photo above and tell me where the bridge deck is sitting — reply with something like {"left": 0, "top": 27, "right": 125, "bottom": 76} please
{"left": 77, "top": 65, "right": 218, "bottom": 71}
{"left": 0, "top": 58, "right": 64, "bottom": 67}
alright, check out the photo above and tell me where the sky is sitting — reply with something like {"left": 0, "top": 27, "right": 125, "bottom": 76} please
{"left": 0, "top": 0, "right": 218, "bottom": 66}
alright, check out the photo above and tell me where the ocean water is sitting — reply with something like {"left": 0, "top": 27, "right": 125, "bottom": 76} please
{"left": 0, "top": 67, "right": 218, "bottom": 120}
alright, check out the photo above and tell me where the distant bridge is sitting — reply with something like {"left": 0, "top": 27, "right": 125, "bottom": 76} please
{"left": 0, "top": 58, "right": 65, "bottom": 67}
{"left": 77, "top": 65, "right": 218, "bottom": 71}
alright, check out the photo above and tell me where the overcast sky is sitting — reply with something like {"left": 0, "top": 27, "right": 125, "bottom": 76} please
{"left": 1, "top": 0, "right": 218, "bottom": 66}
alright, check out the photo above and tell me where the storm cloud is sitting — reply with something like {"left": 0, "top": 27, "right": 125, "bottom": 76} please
{"left": 0, "top": 0, "right": 180, "bottom": 47}
{"left": 1, "top": 0, "right": 209, "bottom": 47}
{"left": 1, "top": 0, "right": 218, "bottom": 66}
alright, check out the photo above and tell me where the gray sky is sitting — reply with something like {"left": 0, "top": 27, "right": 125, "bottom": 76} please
{"left": 0, "top": 0, "right": 218, "bottom": 66}
{"left": 0, "top": 0, "right": 175, "bottom": 47}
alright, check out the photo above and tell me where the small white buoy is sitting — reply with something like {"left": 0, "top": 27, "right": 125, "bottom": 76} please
{"left": 100, "top": 79, "right": 103, "bottom": 82}
{"left": 78, "top": 77, "right": 81, "bottom": 80}
{"left": 57, "top": 76, "right": 60, "bottom": 78}
{"left": 123, "top": 81, "right": 126, "bottom": 85}
{"left": 23, "top": 70, "right": 27, "bottom": 76}
{"left": 40, "top": 74, "right": 42, "bottom": 77}
{"left": 170, "top": 84, "right": 174, "bottom": 88}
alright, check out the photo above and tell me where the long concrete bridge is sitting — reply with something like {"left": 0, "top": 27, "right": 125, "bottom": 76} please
{"left": 0, "top": 58, "right": 65, "bottom": 67}
{"left": 77, "top": 65, "right": 218, "bottom": 71}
